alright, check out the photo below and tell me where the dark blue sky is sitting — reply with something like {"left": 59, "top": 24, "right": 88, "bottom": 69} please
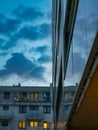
{"left": 0, "top": 0, "right": 52, "bottom": 86}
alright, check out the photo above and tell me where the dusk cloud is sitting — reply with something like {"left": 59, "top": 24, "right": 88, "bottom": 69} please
{"left": 39, "top": 23, "right": 51, "bottom": 38}
{"left": 13, "top": 5, "right": 44, "bottom": 21}
{"left": 0, "top": 0, "right": 52, "bottom": 85}
{"left": 0, "top": 53, "right": 45, "bottom": 80}
{"left": 66, "top": 52, "right": 85, "bottom": 79}
{"left": 38, "top": 54, "right": 52, "bottom": 63}
{"left": 0, "top": 14, "right": 20, "bottom": 36}
{"left": 30, "top": 45, "right": 48, "bottom": 54}
{"left": 0, "top": 22, "right": 51, "bottom": 50}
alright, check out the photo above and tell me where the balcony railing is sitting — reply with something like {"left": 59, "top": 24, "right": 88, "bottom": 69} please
{"left": 26, "top": 111, "right": 43, "bottom": 120}
{"left": 13, "top": 97, "right": 51, "bottom": 103}
{"left": 27, "top": 127, "right": 44, "bottom": 130}
{"left": 0, "top": 127, "right": 11, "bottom": 130}
{"left": 0, "top": 111, "right": 12, "bottom": 120}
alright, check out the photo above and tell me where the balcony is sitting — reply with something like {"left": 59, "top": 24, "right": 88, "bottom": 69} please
{"left": 13, "top": 97, "right": 51, "bottom": 103}
{"left": 0, "top": 127, "right": 11, "bottom": 130}
{"left": 26, "top": 111, "right": 43, "bottom": 120}
{"left": 0, "top": 111, "right": 12, "bottom": 120}
{"left": 27, "top": 127, "right": 43, "bottom": 130}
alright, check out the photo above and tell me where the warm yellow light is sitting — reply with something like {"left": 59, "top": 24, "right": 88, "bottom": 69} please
{"left": 18, "top": 121, "right": 26, "bottom": 128}
{"left": 30, "top": 121, "right": 33, "bottom": 127}
{"left": 35, "top": 93, "right": 39, "bottom": 100}
{"left": 23, "top": 122, "right": 26, "bottom": 128}
{"left": 43, "top": 122, "right": 48, "bottom": 129}
{"left": 34, "top": 121, "right": 38, "bottom": 127}
{"left": 18, "top": 122, "right": 22, "bottom": 128}
{"left": 64, "top": 121, "right": 67, "bottom": 125}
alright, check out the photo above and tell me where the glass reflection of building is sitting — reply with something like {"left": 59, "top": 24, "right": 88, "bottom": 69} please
{"left": 52, "top": 0, "right": 98, "bottom": 129}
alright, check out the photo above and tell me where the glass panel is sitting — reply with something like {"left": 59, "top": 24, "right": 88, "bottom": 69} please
{"left": 33, "top": 121, "right": 38, "bottom": 127}
{"left": 30, "top": 121, "right": 33, "bottom": 127}
{"left": 23, "top": 122, "right": 26, "bottom": 128}
{"left": 64, "top": 0, "right": 98, "bottom": 119}
{"left": 35, "top": 93, "right": 39, "bottom": 100}
{"left": 43, "top": 122, "right": 48, "bottom": 129}
{"left": 18, "top": 122, "right": 22, "bottom": 128}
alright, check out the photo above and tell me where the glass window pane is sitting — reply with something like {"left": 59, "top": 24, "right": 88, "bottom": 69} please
{"left": 34, "top": 121, "right": 38, "bottom": 127}
{"left": 43, "top": 122, "right": 48, "bottom": 129}
{"left": 29, "top": 121, "right": 34, "bottom": 127}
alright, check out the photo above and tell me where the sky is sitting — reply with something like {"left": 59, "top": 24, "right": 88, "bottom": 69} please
{"left": 64, "top": 0, "right": 98, "bottom": 86}
{"left": 0, "top": 0, "right": 52, "bottom": 86}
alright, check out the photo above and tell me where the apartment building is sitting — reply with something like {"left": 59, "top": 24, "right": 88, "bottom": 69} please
{"left": 0, "top": 84, "right": 53, "bottom": 130}
{"left": 64, "top": 86, "right": 77, "bottom": 120}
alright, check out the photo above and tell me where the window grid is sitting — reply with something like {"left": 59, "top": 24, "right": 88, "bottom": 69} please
{"left": 19, "top": 106, "right": 26, "bottom": 113}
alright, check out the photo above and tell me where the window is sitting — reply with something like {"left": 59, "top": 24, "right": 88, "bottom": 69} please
{"left": 19, "top": 106, "right": 26, "bottom": 113}
{"left": 29, "top": 121, "right": 39, "bottom": 127}
{"left": 2, "top": 121, "right": 8, "bottom": 126}
{"left": 71, "top": 91, "right": 75, "bottom": 97}
{"left": 43, "top": 122, "right": 49, "bottom": 129}
{"left": 18, "top": 121, "right": 26, "bottom": 129}
{"left": 4, "top": 92, "right": 10, "bottom": 99}
{"left": 3, "top": 105, "right": 9, "bottom": 110}
{"left": 64, "top": 92, "right": 71, "bottom": 99}
{"left": 20, "top": 92, "right": 27, "bottom": 98}
{"left": 30, "top": 92, "right": 39, "bottom": 101}
{"left": 43, "top": 92, "right": 50, "bottom": 101}
{"left": 43, "top": 106, "right": 50, "bottom": 113}
{"left": 29, "top": 105, "right": 39, "bottom": 111}
{"left": 65, "top": 105, "right": 70, "bottom": 111}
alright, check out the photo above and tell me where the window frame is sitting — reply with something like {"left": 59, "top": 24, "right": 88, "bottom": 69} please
{"left": 19, "top": 105, "right": 26, "bottom": 113}
{"left": 4, "top": 92, "right": 10, "bottom": 99}
{"left": 2, "top": 121, "right": 8, "bottom": 127}
{"left": 43, "top": 106, "right": 50, "bottom": 113}
{"left": 3, "top": 105, "right": 9, "bottom": 110}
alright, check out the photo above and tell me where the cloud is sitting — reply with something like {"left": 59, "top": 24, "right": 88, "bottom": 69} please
{"left": 30, "top": 45, "right": 48, "bottom": 54}
{"left": 35, "top": 45, "right": 48, "bottom": 53}
{"left": 66, "top": 52, "right": 85, "bottom": 79}
{"left": 38, "top": 54, "right": 51, "bottom": 63}
{"left": 0, "top": 14, "right": 20, "bottom": 36}
{"left": 13, "top": 5, "right": 44, "bottom": 21}
{"left": 1, "top": 22, "right": 51, "bottom": 50}
{"left": 0, "top": 52, "right": 8, "bottom": 56}
{"left": 16, "top": 26, "right": 39, "bottom": 40}
{"left": 0, "top": 53, "right": 45, "bottom": 80}
{"left": 39, "top": 23, "right": 51, "bottom": 38}
{"left": 16, "top": 23, "right": 51, "bottom": 40}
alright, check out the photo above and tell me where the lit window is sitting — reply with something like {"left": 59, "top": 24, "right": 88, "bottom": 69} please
{"left": 18, "top": 121, "right": 26, "bottom": 129}
{"left": 64, "top": 92, "right": 71, "bottom": 99}
{"left": 43, "top": 122, "right": 48, "bottom": 129}
{"left": 35, "top": 93, "right": 39, "bottom": 100}
{"left": 34, "top": 121, "right": 38, "bottom": 127}
{"left": 30, "top": 92, "right": 39, "bottom": 101}
{"left": 29, "top": 121, "right": 38, "bottom": 127}
{"left": 29, "top": 121, "right": 33, "bottom": 127}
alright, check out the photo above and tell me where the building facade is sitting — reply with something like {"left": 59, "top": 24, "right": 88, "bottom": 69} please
{"left": 0, "top": 85, "right": 53, "bottom": 130}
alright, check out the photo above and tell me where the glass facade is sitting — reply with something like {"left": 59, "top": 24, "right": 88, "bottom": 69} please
{"left": 65, "top": 0, "right": 98, "bottom": 86}
{"left": 64, "top": 0, "right": 98, "bottom": 119}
